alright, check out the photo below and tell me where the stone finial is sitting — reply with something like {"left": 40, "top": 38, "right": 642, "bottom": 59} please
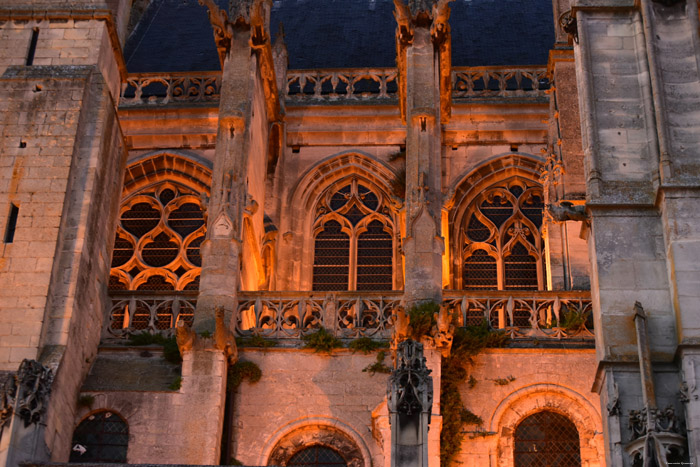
{"left": 214, "top": 306, "right": 239, "bottom": 364}
{"left": 387, "top": 340, "right": 433, "bottom": 416}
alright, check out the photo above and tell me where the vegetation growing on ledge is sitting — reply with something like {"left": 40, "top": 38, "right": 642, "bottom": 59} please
{"left": 362, "top": 350, "right": 392, "bottom": 376}
{"left": 440, "top": 321, "right": 509, "bottom": 466}
{"left": 493, "top": 375, "right": 516, "bottom": 386}
{"left": 127, "top": 332, "right": 182, "bottom": 365}
{"left": 236, "top": 335, "right": 278, "bottom": 348}
{"left": 168, "top": 376, "right": 182, "bottom": 391}
{"left": 407, "top": 301, "right": 440, "bottom": 340}
{"left": 302, "top": 327, "right": 344, "bottom": 353}
{"left": 560, "top": 309, "right": 586, "bottom": 333}
{"left": 348, "top": 337, "right": 389, "bottom": 354}
{"left": 228, "top": 361, "right": 262, "bottom": 391}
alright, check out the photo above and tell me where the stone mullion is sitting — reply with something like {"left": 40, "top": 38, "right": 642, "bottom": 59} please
{"left": 195, "top": 33, "right": 254, "bottom": 332}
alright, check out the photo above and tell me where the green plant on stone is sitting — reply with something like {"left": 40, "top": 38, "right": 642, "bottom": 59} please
{"left": 236, "top": 335, "right": 278, "bottom": 348}
{"left": 362, "top": 351, "right": 392, "bottom": 376}
{"left": 127, "top": 332, "right": 182, "bottom": 365}
{"left": 227, "top": 361, "right": 262, "bottom": 391}
{"left": 407, "top": 301, "right": 440, "bottom": 340}
{"left": 199, "top": 330, "right": 212, "bottom": 338}
{"left": 440, "top": 320, "right": 509, "bottom": 466}
{"left": 349, "top": 337, "right": 389, "bottom": 354}
{"left": 168, "top": 377, "right": 182, "bottom": 391}
{"left": 559, "top": 309, "right": 586, "bottom": 333}
{"left": 302, "top": 327, "right": 344, "bottom": 353}
{"left": 493, "top": 375, "right": 516, "bottom": 386}
{"left": 468, "top": 375, "right": 477, "bottom": 389}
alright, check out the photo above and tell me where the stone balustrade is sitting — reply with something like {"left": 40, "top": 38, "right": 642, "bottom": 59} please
{"left": 117, "top": 66, "right": 549, "bottom": 107}
{"left": 285, "top": 68, "right": 399, "bottom": 101}
{"left": 104, "top": 290, "right": 592, "bottom": 341}
{"left": 451, "top": 66, "right": 550, "bottom": 98}
{"left": 119, "top": 72, "right": 222, "bottom": 106}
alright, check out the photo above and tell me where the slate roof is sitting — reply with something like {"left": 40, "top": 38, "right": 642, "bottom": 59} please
{"left": 124, "top": 0, "right": 555, "bottom": 73}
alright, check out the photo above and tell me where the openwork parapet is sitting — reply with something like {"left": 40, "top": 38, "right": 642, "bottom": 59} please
{"left": 119, "top": 72, "right": 222, "bottom": 106}
{"left": 286, "top": 68, "right": 398, "bottom": 101}
{"left": 451, "top": 66, "right": 550, "bottom": 98}
{"left": 104, "top": 290, "right": 592, "bottom": 341}
{"left": 104, "top": 291, "right": 198, "bottom": 338}
{"left": 443, "top": 290, "right": 593, "bottom": 339}
{"left": 236, "top": 291, "right": 402, "bottom": 339}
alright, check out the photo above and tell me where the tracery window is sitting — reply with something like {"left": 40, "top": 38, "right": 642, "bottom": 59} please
{"left": 69, "top": 410, "right": 128, "bottom": 463}
{"left": 288, "top": 446, "right": 348, "bottom": 467}
{"left": 109, "top": 182, "right": 205, "bottom": 294}
{"left": 312, "top": 179, "right": 395, "bottom": 291}
{"left": 461, "top": 177, "right": 544, "bottom": 291}
{"left": 513, "top": 411, "right": 581, "bottom": 467}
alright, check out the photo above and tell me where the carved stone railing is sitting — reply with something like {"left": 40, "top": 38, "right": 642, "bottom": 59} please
{"left": 119, "top": 72, "right": 222, "bottom": 106}
{"left": 451, "top": 66, "right": 550, "bottom": 99}
{"left": 443, "top": 290, "right": 593, "bottom": 339}
{"left": 104, "top": 291, "right": 198, "bottom": 338}
{"left": 236, "top": 291, "right": 402, "bottom": 339}
{"left": 285, "top": 68, "right": 398, "bottom": 101}
{"left": 103, "top": 290, "right": 592, "bottom": 341}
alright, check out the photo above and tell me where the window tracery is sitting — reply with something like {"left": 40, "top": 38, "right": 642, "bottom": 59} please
{"left": 109, "top": 182, "right": 206, "bottom": 294}
{"left": 312, "top": 178, "right": 395, "bottom": 291}
{"left": 513, "top": 410, "right": 581, "bottom": 467}
{"left": 460, "top": 177, "right": 544, "bottom": 290}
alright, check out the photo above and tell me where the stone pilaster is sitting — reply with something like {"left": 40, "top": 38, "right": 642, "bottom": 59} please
{"left": 573, "top": 0, "right": 693, "bottom": 464}
{"left": 195, "top": 0, "right": 277, "bottom": 331}
{"left": 395, "top": 0, "right": 452, "bottom": 306}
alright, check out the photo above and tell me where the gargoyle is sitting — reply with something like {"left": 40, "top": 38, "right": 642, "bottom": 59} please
{"left": 393, "top": 0, "right": 414, "bottom": 44}
{"left": 431, "top": 0, "right": 452, "bottom": 40}
{"left": 214, "top": 306, "right": 238, "bottom": 364}
{"left": 176, "top": 321, "right": 196, "bottom": 353}
{"left": 431, "top": 304, "right": 455, "bottom": 357}
{"left": 546, "top": 202, "right": 588, "bottom": 223}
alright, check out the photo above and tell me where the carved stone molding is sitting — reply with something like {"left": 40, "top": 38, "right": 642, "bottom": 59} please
{"left": 268, "top": 424, "right": 364, "bottom": 467}
{"left": 0, "top": 360, "right": 53, "bottom": 429}
{"left": 559, "top": 10, "right": 578, "bottom": 44}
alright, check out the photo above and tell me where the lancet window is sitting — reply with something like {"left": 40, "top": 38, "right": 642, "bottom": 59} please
{"left": 108, "top": 182, "right": 206, "bottom": 293}
{"left": 312, "top": 178, "right": 395, "bottom": 291}
{"left": 461, "top": 177, "right": 544, "bottom": 290}
{"left": 513, "top": 411, "right": 581, "bottom": 467}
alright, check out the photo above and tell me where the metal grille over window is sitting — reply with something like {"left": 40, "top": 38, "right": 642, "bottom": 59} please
{"left": 514, "top": 411, "right": 581, "bottom": 467}
{"left": 108, "top": 183, "right": 205, "bottom": 292}
{"left": 69, "top": 411, "right": 128, "bottom": 463}
{"left": 461, "top": 178, "right": 544, "bottom": 290}
{"left": 288, "top": 446, "right": 347, "bottom": 467}
{"left": 312, "top": 178, "right": 396, "bottom": 291}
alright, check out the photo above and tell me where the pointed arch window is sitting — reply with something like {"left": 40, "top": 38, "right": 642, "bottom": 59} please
{"left": 313, "top": 179, "right": 395, "bottom": 291}
{"left": 461, "top": 178, "right": 545, "bottom": 290}
{"left": 70, "top": 410, "right": 128, "bottom": 463}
